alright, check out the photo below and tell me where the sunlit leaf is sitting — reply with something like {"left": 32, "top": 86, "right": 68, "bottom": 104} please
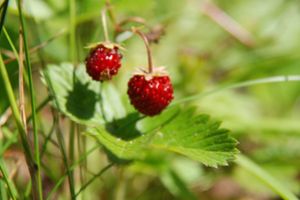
{"left": 88, "top": 107, "right": 238, "bottom": 167}
{"left": 42, "top": 63, "right": 125, "bottom": 125}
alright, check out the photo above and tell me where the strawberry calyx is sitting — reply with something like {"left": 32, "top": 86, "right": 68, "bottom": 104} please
{"left": 85, "top": 41, "right": 125, "bottom": 51}
{"left": 134, "top": 66, "right": 168, "bottom": 80}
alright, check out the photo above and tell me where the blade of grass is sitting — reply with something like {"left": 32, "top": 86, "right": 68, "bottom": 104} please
{"left": 235, "top": 154, "right": 298, "bottom": 200}
{"left": 0, "top": 180, "right": 8, "bottom": 200}
{"left": 55, "top": 117, "right": 76, "bottom": 199}
{"left": 69, "top": 121, "right": 76, "bottom": 197}
{"left": 3, "top": 29, "right": 66, "bottom": 65}
{"left": 0, "top": 159, "right": 18, "bottom": 200}
{"left": 200, "top": 0, "right": 255, "bottom": 47}
{"left": 0, "top": 54, "right": 36, "bottom": 191}
{"left": 16, "top": 1, "right": 43, "bottom": 199}
{"left": 40, "top": 114, "right": 57, "bottom": 158}
{"left": 24, "top": 180, "right": 32, "bottom": 199}
{"left": 3, "top": 27, "right": 19, "bottom": 61}
{"left": 173, "top": 75, "right": 300, "bottom": 105}
{"left": 0, "top": 128, "right": 18, "bottom": 156}
{"left": 46, "top": 144, "right": 100, "bottom": 200}
{"left": 18, "top": 26, "right": 27, "bottom": 130}
{"left": 0, "top": 0, "right": 9, "bottom": 35}
{"left": 26, "top": 96, "right": 51, "bottom": 123}
{"left": 2, "top": 27, "right": 30, "bottom": 89}
{"left": 38, "top": 33, "right": 77, "bottom": 200}
{"left": 69, "top": 0, "right": 76, "bottom": 63}
{"left": 74, "top": 163, "right": 114, "bottom": 198}
{"left": 3, "top": 26, "right": 31, "bottom": 85}
{"left": 68, "top": 0, "right": 77, "bottom": 198}
{"left": 77, "top": 125, "right": 86, "bottom": 200}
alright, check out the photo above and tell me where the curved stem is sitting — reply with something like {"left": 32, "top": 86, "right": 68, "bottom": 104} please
{"left": 132, "top": 28, "right": 153, "bottom": 73}
{"left": 101, "top": 8, "right": 110, "bottom": 42}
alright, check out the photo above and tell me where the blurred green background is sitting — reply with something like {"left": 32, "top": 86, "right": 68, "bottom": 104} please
{"left": 1, "top": 0, "right": 300, "bottom": 199}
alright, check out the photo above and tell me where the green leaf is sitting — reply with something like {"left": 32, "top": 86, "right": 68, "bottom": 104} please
{"left": 101, "top": 82, "right": 126, "bottom": 122}
{"left": 88, "top": 107, "right": 238, "bottom": 167}
{"left": 42, "top": 63, "right": 125, "bottom": 125}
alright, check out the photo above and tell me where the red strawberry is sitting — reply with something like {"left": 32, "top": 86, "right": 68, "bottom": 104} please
{"left": 85, "top": 43, "right": 122, "bottom": 81}
{"left": 127, "top": 71, "right": 174, "bottom": 116}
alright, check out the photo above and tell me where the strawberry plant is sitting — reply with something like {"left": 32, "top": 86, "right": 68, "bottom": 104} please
{"left": 0, "top": 0, "right": 299, "bottom": 200}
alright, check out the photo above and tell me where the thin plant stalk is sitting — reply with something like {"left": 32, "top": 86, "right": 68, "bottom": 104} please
{"left": 76, "top": 125, "right": 86, "bottom": 200}
{"left": 69, "top": 121, "right": 76, "bottom": 193}
{"left": 3, "top": 29, "right": 66, "bottom": 65}
{"left": 55, "top": 118, "right": 76, "bottom": 199}
{"left": 0, "top": 159, "right": 18, "bottom": 200}
{"left": 18, "top": 28, "right": 27, "bottom": 130}
{"left": 3, "top": 27, "right": 29, "bottom": 87}
{"left": 0, "top": 54, "right": 36, "bottom": 196}
{"left": 68, "top": 0, "right": 77, "bottom": 197}
{"left": 26, "top": 96, "right": 51, "bottom": 123}
{"left": 3, "top": 27, "right": 19, "bottom": 61}
{"left": 74, "top": 163, "right": 114, "bottom": 198}
{"left": 46, "top": 145, "right": 99, "bottom": 200}
{"left": 69, "top": 0, "right": 76, "bottom": 63}
{"left": 0, "top": 0, "right": 9, "bottom": 35}
{"left": 16, "top": 0, "right": 43, "bottom": 199}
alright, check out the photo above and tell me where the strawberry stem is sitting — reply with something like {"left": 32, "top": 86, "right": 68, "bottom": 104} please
{"left": 101, "top": 8, "right": 110, "bottom": 42}
{"left": 105, "top": 0, "right": 117, "bottom": 28}
{"left": 132, "top": 28, "right": 153, "bottom": 74}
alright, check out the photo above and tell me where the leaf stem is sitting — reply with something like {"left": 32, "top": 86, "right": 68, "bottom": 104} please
{"left": 16, "top": 0, "right": 43, "bottom": 199}
{"left": 132, "top": 28, "right": 153, "bottom": 73}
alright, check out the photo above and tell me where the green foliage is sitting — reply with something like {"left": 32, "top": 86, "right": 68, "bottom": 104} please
{"left": 43, "top": 63, "right": 104, "bottom": 125}
{"left": 43, "top": 63, "right": 237, "bottom": 167}
{"left": 88, "top": 107, "right": 238, "bottom": 167}
{"left": 1, "top": 0, "right": 300, "bottom": 199}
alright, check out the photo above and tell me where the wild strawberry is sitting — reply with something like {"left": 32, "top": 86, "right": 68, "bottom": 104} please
{"left": 127, "top": 28, "right": 174, "bottom": 116}
{"left": 127, "top": 69, "right": 174, "bottom": 116}
{"left": 85, "top": 43, "right": 122, "bottom": 81}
